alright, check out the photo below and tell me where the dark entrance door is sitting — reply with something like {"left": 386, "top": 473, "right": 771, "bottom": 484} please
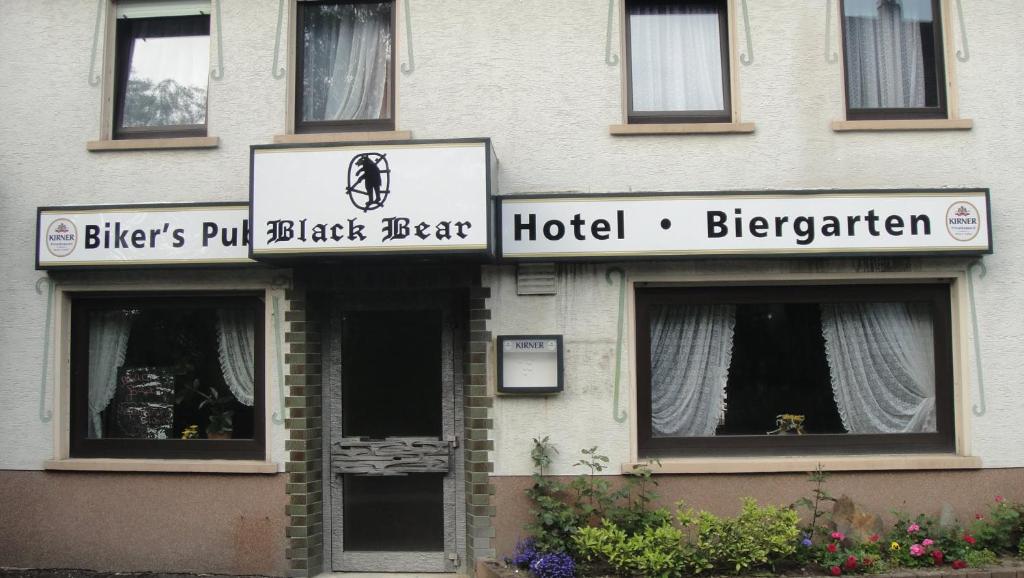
{"left": 325, "top": 293, "right": 460, "bottom": 572}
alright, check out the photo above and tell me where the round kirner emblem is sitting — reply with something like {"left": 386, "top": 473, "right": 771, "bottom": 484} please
{"left": 345, "top": 153, "right": 391, "bottom": 212}
{"left": 945, "top": 201, "right": 981, "bottom": 242}
{"left": 45, "top": 218, "right": 77, "bottom": 257}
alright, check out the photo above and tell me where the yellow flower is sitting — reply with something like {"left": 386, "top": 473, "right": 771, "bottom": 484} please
{"left": 890, "top": 542, "right": 901, "bottom": 551}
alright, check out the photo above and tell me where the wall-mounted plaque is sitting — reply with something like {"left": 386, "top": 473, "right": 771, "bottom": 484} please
{"left": 497, "top": 335, "right": 563, "bottom": 394}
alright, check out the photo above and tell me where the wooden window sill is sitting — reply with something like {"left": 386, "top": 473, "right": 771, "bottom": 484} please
{"left": 610, "top": 122, "right": 755, "bottom": 135}
{"left": 44, "top": 458, "right": 279, "bottom": 474}
{"left": 87, "top": 136, "right": 220, "bottom": 151}
{"left": 623, "top": 454, "right": 981, "bottom": 474}
{"left": 273, "top": 130, "right": 412, "bottom": 144}
{"left": 832, "top": 119, "right": 973, "bottom": 132}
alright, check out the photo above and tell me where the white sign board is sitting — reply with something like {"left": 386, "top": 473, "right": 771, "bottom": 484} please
{"left": 499, "top": 190, "right": 992, "bottom": 259}
{"left": 497, "top": 335, "right": 564, "bottom": 394}
{"left": 250, "top": 139, "right": 493, "bottom": 258}
{"left": 37, "top": 203, "right": 253, "bottom": 269}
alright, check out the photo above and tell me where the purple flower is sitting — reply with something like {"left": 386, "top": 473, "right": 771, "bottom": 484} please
{"left": 529, "top": 552, "right": 576, "bottom": 578}
{"left": 802, "top": 537, "right": 813, "bottom": 548}
{"left": 510, "top": 538, "right": 537, "bottom": 568}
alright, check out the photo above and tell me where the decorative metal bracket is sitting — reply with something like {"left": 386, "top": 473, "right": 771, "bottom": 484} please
{"left": 401, "top": 0, "right": 415, "bottom": 74}
{"left": 967, "top": 260, "right": 986, "bottom": 416}
{"left": 88, "top": 0, "right": 105, "bottom": 86}
{"left": 605, "top": 0, "right": 619, "bottom": 66}
{"left": 272, "top": 0, "right": 287, "bottom": 79}
{"left": 209, "top": 0, "right": 225, "bottom": 80}
{"left": 955, "top": 0, "right": 970, "bottom": 62}
{"left": 739, "top": 0, "right": 753, "bottom": 65}
{"left": 36, "top": 277, "right": 54, "bottom": 423}
{"left": 825, "top": 0, "right": 839, "bottom": 63}
{"left": 606, "top": 268, "right": 628, "bottom": 424}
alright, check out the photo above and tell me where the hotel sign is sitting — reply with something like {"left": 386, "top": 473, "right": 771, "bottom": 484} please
{"left": 250, "top": 139, "right": 495, "bottom": 259}
{"left": 498, "top": 189, "right": 992, "bottom": 260}
{"left": 36, "top": 203, "right": 253, "bottom": 269}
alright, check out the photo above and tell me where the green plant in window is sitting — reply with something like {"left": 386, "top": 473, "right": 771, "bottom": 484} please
{"left": 768, "top": 413, "right": 806, "bottom": 435}
{"left": 180, "top": 379, "right": 236, "bottom": 437}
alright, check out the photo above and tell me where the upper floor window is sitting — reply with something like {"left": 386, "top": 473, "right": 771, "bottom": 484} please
{"left": 113, "top": 1, "right": 210, "bottom": 139}
{"left": 625, "top": 0, "right": 731, "bottom": 124}
{"left": 841, "top": 0, "right": 947, "bottom": 120}
{"left": 636, "top": 284, "right": 954, "bottom": 457}
{"left": 296, "top": 0, "right": 395, "bottom": 133}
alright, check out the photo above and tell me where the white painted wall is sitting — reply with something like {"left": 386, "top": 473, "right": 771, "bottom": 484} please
{"left": 1, "top": 1, "right": 1022, "bottom": 473}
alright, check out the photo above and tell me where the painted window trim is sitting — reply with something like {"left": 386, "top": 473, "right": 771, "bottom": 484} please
{"left": 44, "top": 458, "right": 278, "bottom": 474}
{"left": 47, "top": 278, "right": 285, "bottom": 468}
{"left": 68, "top": 293, "right": 267, "bottom": 460}
{"left": 286, "top": 0, "right": 400, "bottom": 136}
{"left": 621, "top": 454, "right": 982, "bottom": 475}
{"left": 92, "top": 1, "right": 220, "bottom": 147}
{"left": 617, "top": 0, "right": 748, "bottom": 130}
{"left": 834, "top": 0, "right": 969, "bottom": 127}
{"left": 625, "top": 270, "right": 977, "bottom": 469}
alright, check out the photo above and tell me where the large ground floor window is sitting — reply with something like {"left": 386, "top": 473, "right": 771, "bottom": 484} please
{"left": 70, "top": 293, "right": 265, "bottom": 460}
{"left": 635, "top": 283, "right": 954, "bottom": 456}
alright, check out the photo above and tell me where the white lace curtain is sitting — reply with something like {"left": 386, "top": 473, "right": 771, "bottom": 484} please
{"left": 821, "top": 302, "right": 936, "bottom": 433}
{"left": 844, "top": 0, "right": 929, "bottom": 108}
{"left": 629, "top": 3, "right": 724, "bottom": 112}
{"left": 650, "top": 304, "right": 736, "bottom": 437}
{"left": 216, "top": 309, "right": 255, "bottom": 407}
{"left": 88, "top": 311, "right": 134, "bottom": 438}
{"left": 302, "top": 2, "right": 391, "bottom": 121}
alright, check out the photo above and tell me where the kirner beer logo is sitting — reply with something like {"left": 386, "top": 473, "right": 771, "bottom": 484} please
{"left": 345, "top": 152, "right": 391, "bottom": 212}
{"left": 45, "top": 218, "right": 77, "bottom": 257}
{"left": 945, "top": 201, "right": 981, "bottom": 242}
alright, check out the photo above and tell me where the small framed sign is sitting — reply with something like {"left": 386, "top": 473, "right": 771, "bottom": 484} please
{"left": 497, "top": 335, "right": 564, "bottom": 394}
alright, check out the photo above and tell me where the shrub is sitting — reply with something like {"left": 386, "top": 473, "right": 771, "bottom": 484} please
{"left": 573, "top": 519, "right": 686, "bottom": 578}
{"left": 677, "top": 498, "right": 801, "bottom": 574}
{"left": 969, "top": 496, "right": 1023, "bottom": 555}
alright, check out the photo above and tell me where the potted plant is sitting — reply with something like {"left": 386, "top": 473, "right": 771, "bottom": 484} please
{"left": 768, "top": 413, "right": 806, "bottom": 435}
{"left": 196, "top": 386, "right": 235, "bottom": 439}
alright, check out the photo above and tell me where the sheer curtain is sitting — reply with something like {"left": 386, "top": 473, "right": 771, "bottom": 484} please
{"left": 88, "top": 311, "right": 134, "bottom": 438}
{"left": 821, "top": 302, "right": 936, "bottom": 433}
{"left": 629, "top": 3, "right": 724, "bottom": 112}
{"left": 650, "top": 304, "right": 736, "bottom": 437}
{"left": 844, "top": 0, "right": 928, "bottom": 108}
{"left": 302, "top": 3, "right": 391, "bottom": 121}
{"left": 217, "top": 309, "right": 255, "bottom": 407}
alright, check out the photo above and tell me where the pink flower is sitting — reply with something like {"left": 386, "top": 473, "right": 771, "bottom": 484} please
{"left": 907, "top": 523, "right": 921, "bottom": 533}
{"left": 910, "top": 543, "right": 925, "bottom": 557}
{"left": 995, "top": 495, "right": 1004, "bottom": 503}
{"left": 845, "top": 556, "right": 858, "bottom": 570}
{"left": 922, "top": 538, "right": 934, "bottom": 547}
{"left": 963, "top": 534, "right": 976, "bottom": 545}
{"left": 827, "top": 543, "right": 838, "bottom": 553}
{"left": 831, "top": 531, "right": 846, "bottom": 541}
{"left": 868, "top": 533, "right": 880, "bottom": 543}
{"left": 952, "top": 560, "right": 968, "bottom": 570}
{"left": 831, "top": 566, "right": 842, "bottom": 576}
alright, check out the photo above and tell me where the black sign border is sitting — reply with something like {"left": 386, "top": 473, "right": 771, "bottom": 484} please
{"left": 248, "top": 137, "right": 495, "bottom": 263}
{"left": 35, "top": 201, "right": 258, "bottom": 271}
{"left": 496, "top": 334, "right": 565, "bottom": 395}
{"left": 495, "top": 188, "right": 993, "bottom": 262}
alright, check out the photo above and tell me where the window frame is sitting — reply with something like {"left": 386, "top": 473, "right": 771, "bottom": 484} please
{"left": 69, "top": 292, "right": 266, "bottom": 460}
{"left": 635, "top": 283, "right": 955, "bottom": 458}
{"left": 293, "top": 0, "right": 397, "bottom": 134}
{"left": 839, "top": 0, "right": 948, "bottom": 121}
{"left": 111, "top": 14, "right": 211, "bottom": 140}
{"left": 623, "top": 0, "right": 733, "bottom": 124}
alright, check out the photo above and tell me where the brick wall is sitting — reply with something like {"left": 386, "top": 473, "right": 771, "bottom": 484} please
{"left": 283, "top": 285, "right": 324, "bottom": 578}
